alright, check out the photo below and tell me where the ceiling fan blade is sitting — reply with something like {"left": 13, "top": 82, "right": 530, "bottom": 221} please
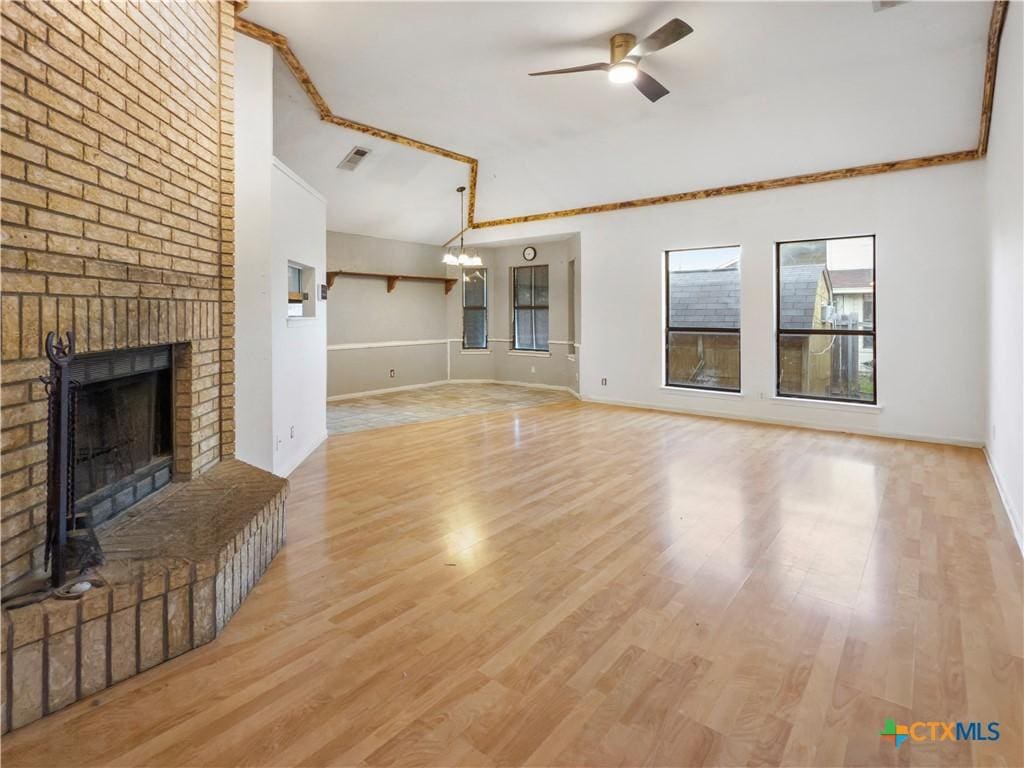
{"left": 633, "top": 70, "right": 669, "bottom": 102}
{"left": 627, "top": 18, "right": 693, "bottom": 59}
{"left": 529, "top": 62, "right": 609, "bottom": 76}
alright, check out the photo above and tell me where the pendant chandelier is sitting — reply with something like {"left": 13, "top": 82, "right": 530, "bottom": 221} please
{"left": 442, "top": 185, "right": 482, "bottom": 267}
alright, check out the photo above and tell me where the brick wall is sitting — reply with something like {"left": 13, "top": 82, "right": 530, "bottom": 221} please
{"left": 0, "top": 1, "right": 236, "bottom": 588}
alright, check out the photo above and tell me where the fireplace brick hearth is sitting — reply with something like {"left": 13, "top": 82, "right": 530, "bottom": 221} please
{"left": 2, "top": 460, "right": 287, "bottom": 732}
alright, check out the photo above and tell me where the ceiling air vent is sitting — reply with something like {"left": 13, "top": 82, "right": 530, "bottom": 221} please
{"left": 872, "top": 1, "right": 906, "bottom": 11}
{"left": 338, "top": 146, "right": 371, "bottom": 171}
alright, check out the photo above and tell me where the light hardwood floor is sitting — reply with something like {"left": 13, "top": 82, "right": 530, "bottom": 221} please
{"left": 3, "top": 401, "right": 1021, "bottom": 767}
{"left": 326, "top": 383, "right": 575, "bottom": 435}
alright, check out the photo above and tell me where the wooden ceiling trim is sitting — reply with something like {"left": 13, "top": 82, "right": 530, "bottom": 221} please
{"left": 233, "top": 13, "right": 479, "bottom": 218}
{"left": 235, "top": 2, "right": 1006, "bottom": 236}
{"left": 466, "top": 159, "right": 479, "bottom": 226}
{"left": 471, "top": 150, "right": 979, "bottom": 229}
{"left": 978, "top": 0, "right": 1009, "bottom": 155}
{"left": 320, "top": 114, "right": 475, "bottom": 165}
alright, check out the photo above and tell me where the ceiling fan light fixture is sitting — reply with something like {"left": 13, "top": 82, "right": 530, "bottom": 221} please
{"left": 608, "top": 61, "right": 638, "bottom": 84}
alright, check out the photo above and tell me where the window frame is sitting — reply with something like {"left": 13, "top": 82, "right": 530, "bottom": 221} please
{"left": 287, "top": 261, "right": 316, "bottom": 319}
{"left": 663, "top": 246, "right": 742, "bottom": 394}
{"left": 461, "top": 267, "right": 488, "bottom": 350}
{"left": 774, "top": 234, "right": 877, "bottom": 405}
{"left": 567, "top": 259, "right": 576, "bottom": 358}
{"left": 512, "top": 265, "right": 550, "bottom": 352}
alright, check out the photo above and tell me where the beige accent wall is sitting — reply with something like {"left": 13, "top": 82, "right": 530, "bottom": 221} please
{"left": 0, "top": 0, "right": 236, "bottom": 588}
{"left": 326, "top": 232, "right": 449, "bottom": 397}
{"left": 446, "top": 236, "right": 581, "bottom": 392}
{"left": 324, "top": 231, "right": 581, "bottom": 397}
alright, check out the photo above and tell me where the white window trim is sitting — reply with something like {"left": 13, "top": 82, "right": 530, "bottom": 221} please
{"left": 660, "top": 385, "right": 744, "bottom": 401}
{"left": 508, "top": 350, "right": 551, "bottom": 358}
{"left": 771, "top": 396, "right": 883, "bottom": 413}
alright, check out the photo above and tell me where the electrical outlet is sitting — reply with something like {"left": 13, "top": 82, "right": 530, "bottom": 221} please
{"left": 290, "top": 425, "right": 295, "bottom": 439}
{"left": 601, "top": 377, "right": 607, "bottom": 386}
{"left": 389, "top": 369, "right": 396, "bottom": 378}
{"left": 530, "top": 365, "right": 536, "bottom": 374}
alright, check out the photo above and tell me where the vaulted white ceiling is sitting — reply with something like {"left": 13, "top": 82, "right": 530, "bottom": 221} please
{"left": 245, "top": 1, "right": 991, "bottom": 244}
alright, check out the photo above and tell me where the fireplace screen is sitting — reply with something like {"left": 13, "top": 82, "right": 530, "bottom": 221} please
{"left": 71, "top": 346, "right": 174, "bottom": 526}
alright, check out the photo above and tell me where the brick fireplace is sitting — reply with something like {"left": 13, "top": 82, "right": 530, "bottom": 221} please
{"left": 1, "top": 0, "right": 236, "bottom": 589}
{"left": 1, "top": 0, "right": 284, "bottom": 733}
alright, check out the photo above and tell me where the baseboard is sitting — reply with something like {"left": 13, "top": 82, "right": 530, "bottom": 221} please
{"left": 984, "top": 447, "right": 1024, "bottom": 555}
{"left": 448, "top": 378, "right": 581, "bottom": 398}
{"left": 326, "top": 380, "right": 448, "bottom": 401}
{"left": 581, "top": 394, "right": 984, "bottom": 448}
{"left": 276, "top": 431, "right": 328, "bottom": 478}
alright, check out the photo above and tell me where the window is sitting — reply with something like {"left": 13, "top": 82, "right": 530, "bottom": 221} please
{"left": 776, "top": 235, "right": 875, "bottom": 403}
{"left": 462, "top": 267, "right": 487, "bottom": 349}
{"left": 513, "top": 265, "right": 549, "bottom": 351}
{"left": 665, "top": 246, "right": 741, "bottom": 392}
{"left": 287, "top": 262, "right": 316, "bottom": 319}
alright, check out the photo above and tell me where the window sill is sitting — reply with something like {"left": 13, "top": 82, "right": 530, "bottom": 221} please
{"left": 460, "top": 348, "right": 490, "bottom": 355}
{"left": 508, "top": 350, "right": 551, "bottom": 358}
{"left": 771, "top": 396, "right": 882, "bottom": 413}
{"left": 660, "top": 385, "right": 744, "bottom": 400}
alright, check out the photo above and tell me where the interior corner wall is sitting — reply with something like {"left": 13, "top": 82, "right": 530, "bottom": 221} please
{"left": 325, "top": 232, "right": 449, "bottom": 397}
{"left": 463, "top": 161, "right": 989, "bottom": 446}
{"left": 234, "top": 34, "right": 275, "bottom": 472}
{"left": 270, "top": 160, "right": 327, "bottom": 477}
{"left": 445, "top": 238, "right": 580, "bottom": 391}
{"left": 985, "top": 2, "right": 1023, "bottom": 550}
{"left": 235, "top": 37, "right": 327, "bottom": 476}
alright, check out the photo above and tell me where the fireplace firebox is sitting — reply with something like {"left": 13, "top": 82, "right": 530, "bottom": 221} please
{"left": 70, "top": 345, "right": 174, "bottom": 527}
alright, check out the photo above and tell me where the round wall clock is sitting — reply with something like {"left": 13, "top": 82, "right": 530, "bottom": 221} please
{"left": 523, "top": 246, "right": 537, "bottom": 261}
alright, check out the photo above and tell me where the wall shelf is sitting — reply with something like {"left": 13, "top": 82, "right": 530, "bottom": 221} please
{"left": 326, "top": 269, "right": 457, "bottom": 295}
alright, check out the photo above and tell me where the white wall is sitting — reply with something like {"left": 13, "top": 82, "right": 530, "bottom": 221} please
{"left": 985, "top": 3, "right": 1023, "bottom": 550}
{"left": 235, "top": 35, "right": 327, "bottom": 477}
{"left": 271, "top": 160, "right": 327, "bottom": 476}
{"left": 464, "top": 161, "right": 989, "bottom": 445}
{"left": 234, "top": 35, "right": 274, "bottom": 472}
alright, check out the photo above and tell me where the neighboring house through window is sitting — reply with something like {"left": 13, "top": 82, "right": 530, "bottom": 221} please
{"left": 776, "top": 235, "right": 875, "bottom": 403}
{"left": 513, "top": 265, "right": 549, "bottom": 351}
{"left": 665, "top": 246, "right": 741, "bottom": 392}
{"left": 462, "top": 267, "right": 487, "bottom": 349}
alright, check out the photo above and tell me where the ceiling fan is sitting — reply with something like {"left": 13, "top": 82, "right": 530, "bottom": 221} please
{"left": 528, "top": 18, "right": 693, "bottom": 103}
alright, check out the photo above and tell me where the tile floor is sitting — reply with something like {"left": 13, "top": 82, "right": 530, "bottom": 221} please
{"left": 326, "top": 382, "right": 577, "bottom": 435}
